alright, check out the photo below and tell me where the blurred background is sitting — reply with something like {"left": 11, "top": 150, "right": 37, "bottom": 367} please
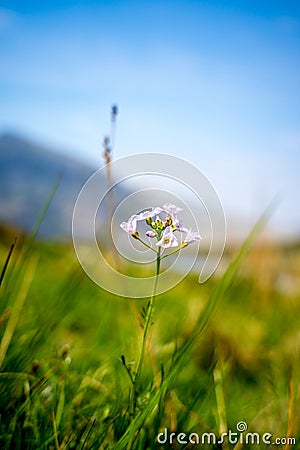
{"left": 0, "top": 0, "right": 300, "bottom": 242}
{"left": 1, "top": 4, "right": 300, "bottom": 447}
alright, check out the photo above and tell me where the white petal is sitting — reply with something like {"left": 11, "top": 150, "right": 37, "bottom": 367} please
{"left": 184, "top": 228, "right": 202, "bottom": 243}
{"left": 156, "top": 226, "right": 179, "bottom": 248}
{"left": 136, "top": 207, "right": 163, "bottom": 221}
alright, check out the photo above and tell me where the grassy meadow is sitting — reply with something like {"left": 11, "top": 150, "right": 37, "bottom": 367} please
{"left": 0, "top": 222, "right": 299, "bottom": 449}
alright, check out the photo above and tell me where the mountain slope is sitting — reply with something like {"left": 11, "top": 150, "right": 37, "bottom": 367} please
{"left": 0, "top": 133, "right": 105, "bottom": 238}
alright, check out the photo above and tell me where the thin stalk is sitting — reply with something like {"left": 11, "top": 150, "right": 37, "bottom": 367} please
{"left": 213, "top": 359, "right": 229, "bottom": 450}
{"left": 103, "top": 105, "right": 118, "bottom": 268}
{"left": 135, "top": 236, "right": 157, "bottom": 253}
{"left": 0, "top": 256, "right": 38, "bottom": 369}
{"left": 160, "top": 243, "right": 186, "bottom": 260}
{"left": 130, "top": 248, "right": 161, "bottom": 416}
{"left": 0, "top": 237, "right": 17, "bottom": 287}
{"left": 51, "top": 409, "right": 60, "bottom": 450}
{"left": 285, "top": 365, "right": 294, "bottom": 450}
{"left": 106, "top": 160, "right": 114, "bottom": 241}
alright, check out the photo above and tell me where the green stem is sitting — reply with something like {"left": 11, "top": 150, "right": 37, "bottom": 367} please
{"left": 130, "top": 248, "right": 161, "bottom": 416}
{"left": 160, "top": 243, "right": 187, "bottom": 260}
{"left": 135, "top": 236, "right": 157, "bottom": 253}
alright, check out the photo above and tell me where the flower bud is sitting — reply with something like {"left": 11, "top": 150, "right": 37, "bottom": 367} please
{"left": 166, "top": 216, "right": 172, "bottom": 226}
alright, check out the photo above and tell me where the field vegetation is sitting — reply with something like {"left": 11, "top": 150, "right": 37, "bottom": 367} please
{"left": 0, "top": 221, "right": 299, "bottom": 449}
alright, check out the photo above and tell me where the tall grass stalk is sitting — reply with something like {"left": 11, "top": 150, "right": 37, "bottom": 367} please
{"left": 0, "top": 238, "right": 16, "bottom": 287}
{"left": 2, "top": 177, "right": 61, "bottom": 299}
{"left": 51, "top": 409, "right": 60, "bottom": 450}
{"left": 0, "top": 256, "right": 38, "bottom": 369}
{"left": 213, "top": 359, "right": 229, "bottom": 450}
{"left": 285, "top": 367, "right": 295, "bottom": 450}
{"left": 103, "top": 105, "right": 118, "bottom": 267}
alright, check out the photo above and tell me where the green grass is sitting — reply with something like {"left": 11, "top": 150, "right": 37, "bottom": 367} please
{"left": 0, "top": 224, "right": 299, "bottom": 449}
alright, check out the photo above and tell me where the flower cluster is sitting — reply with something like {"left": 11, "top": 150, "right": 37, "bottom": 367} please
{"left": 120, "top": 203, "right": 201, "bottom": 250}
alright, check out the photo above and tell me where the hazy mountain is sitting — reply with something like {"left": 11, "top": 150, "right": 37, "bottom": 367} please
{"left": 0, "top": 133, "right": 113, "bottom": 239}
{"left": 0, "top": 132, "right": 284, "bottom": 250}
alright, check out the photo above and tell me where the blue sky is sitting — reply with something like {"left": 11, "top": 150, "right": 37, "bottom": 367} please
{"left": 1, "top": 1, "right": 300, "bottom": 237}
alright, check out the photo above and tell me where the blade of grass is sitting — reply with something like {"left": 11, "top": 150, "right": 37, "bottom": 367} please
{"left": 0, "top": 237, "right": 17, "bottom": 287}
{"left": 285, "top": 366, "right": 294, "bottom": 450}
{"left": 23, "top": 174, "right": 62, "bottom": 253}
{"left": 79, "top": 418, "right": 97, "bottom": 450}
{"left": 171, "top": 206, "right": 271, "bottom": 371}
{"left": 0, "top": 255, "right": 38, "bottom": 369}
{"left": 213, "top": 359, "right": 229, "bottom": 450}
{"left": 1, "top": 177, "right": 62, "bottom": 303}
{"left": 56, "top": 378, "right": 65, "bottom": 429}
{"left": 52, "top": 408, "right": 61, "bottom": 450}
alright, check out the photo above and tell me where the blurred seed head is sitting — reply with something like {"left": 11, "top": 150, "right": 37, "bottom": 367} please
{"left": 60, "top": 343, "right": 70, "bottom": 360}
{"left": 32, "top": 360, "right": 40, "bottom": 374}
{"left": 111, "top": 104, "right": 118, "bottom": 120}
